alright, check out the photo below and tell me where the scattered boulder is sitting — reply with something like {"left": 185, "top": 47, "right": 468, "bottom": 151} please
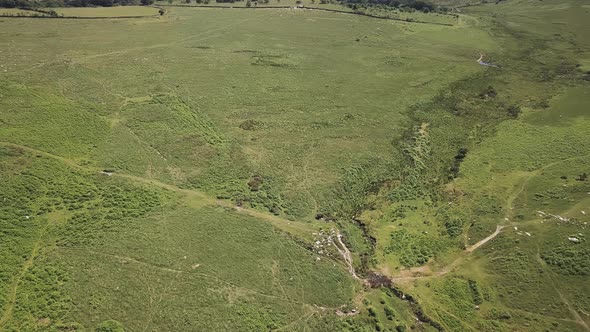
{"left": 568, "top": 237, "right": 580, "bottom": 243}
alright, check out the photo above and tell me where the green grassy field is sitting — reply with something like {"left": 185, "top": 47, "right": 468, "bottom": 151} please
{"left": 53, "top": 6, "right": 161, "bottom": 17}
{"left": 376, "top": 1, "right": 590, "bottom": 331}
{"left": 0, "top": 0, "right": 589, "bottom": 331}
{"left": 0, "top": 8, "right": 43, "bottom": 16}
{"left": 0, "top": 7, "right": 494, "bottom": 220}
{"left": 157, "top": 0, "right": 460, "bottom": 25}
{"left": 157, "top": 0, "right": 345, "bottom": 9}
{"left": 0, "top": 6, "right": 160, "bottom": 17}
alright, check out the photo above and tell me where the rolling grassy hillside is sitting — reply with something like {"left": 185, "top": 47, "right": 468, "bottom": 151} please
{"left": 0, "top": 0, "right": 588, "bottom": 331}
{"left": 373, "top": 1, "right": 590, "bottom": 331}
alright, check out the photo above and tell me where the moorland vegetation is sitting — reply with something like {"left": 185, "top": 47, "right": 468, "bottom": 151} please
{"left": 0, "top": 0, "right": 589, "bottom": 331}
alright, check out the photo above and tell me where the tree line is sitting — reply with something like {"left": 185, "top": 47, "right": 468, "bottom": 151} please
{"left": 337, "top": 0, "right": 439, "bottom": 12}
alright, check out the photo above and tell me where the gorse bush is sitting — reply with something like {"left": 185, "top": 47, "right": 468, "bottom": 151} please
{"left": 541, "top": 245, "right": 590, "bottom": 276}
{"left": 338, "top": 0, "right": 436, "bottom": 12}
{"left": 95, "top": 320, "right": 125, "bottom": 332}
{"left": 468, "top": 279, "right": 483, "bottom": 305}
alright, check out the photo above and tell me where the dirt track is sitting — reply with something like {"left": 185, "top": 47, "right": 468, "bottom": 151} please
{"left": 0, "top": 141, "right": 506, "bottom": 287}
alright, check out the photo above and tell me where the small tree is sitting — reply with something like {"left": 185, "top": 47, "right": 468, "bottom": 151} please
{"left": 246, "top": 0, "right": 251, "bottom": 6}
{"left": 507, "top": 105, "right": 521, "bottom": 118}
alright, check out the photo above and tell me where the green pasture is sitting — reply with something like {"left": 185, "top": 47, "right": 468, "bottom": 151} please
{"left": 53, "top": 6, "right": 161, "bottom": 17}
{"left": 0, "top": 8, "right": 43, "bottom": 16}
{"left": 158, "top": 0, "right": 347, "bottom": 10}
{"left": 0, "top": 147, "right": 356, "bottom": 330}
{"left": 0, "top": 6, "right": 160, "bottom": 17}
{"left": 0, "top": 0, "right": 589, "bottom": 331}
{"left": 408, "top": 83, "right": 590, "bottom": 331}
{"left": 391, "top": 1, "right": 590, "bottom": 329}
{"left": 0, "top": 7, "right": 494, "bottom": 221}
{"left": 0, "top": 6, "right": 489, "bottom": 330}
{"left": 157, "top": 0, "right": 458, "bottom": 25}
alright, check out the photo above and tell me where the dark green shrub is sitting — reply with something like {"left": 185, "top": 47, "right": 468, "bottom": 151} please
{"left": 384, "top": 306, "right": 395, "bottom": 320}
{"left": 507, "top": 105, "right": 521, "bottom": 118}
{"left": 95, "top": 320, "right": 124, "bottom": 332}
{"left": 468, "top": 279, "right": 483, "bottom": 305}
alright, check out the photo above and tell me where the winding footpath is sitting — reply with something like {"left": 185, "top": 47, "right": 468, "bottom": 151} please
{"left": 466, "top": 225, "right": 504, "bottom": 253}
{"left": 0, "top": 140, "right": 506, "bottom": 281}
{"left": 332, "top": 225, "right": 505, "bottom": 284}
{"left": 0, "top": 140, "right": 508, "bottom": 325}
{"left": 0, "top": 223, "right": 49, "bottom": 326}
